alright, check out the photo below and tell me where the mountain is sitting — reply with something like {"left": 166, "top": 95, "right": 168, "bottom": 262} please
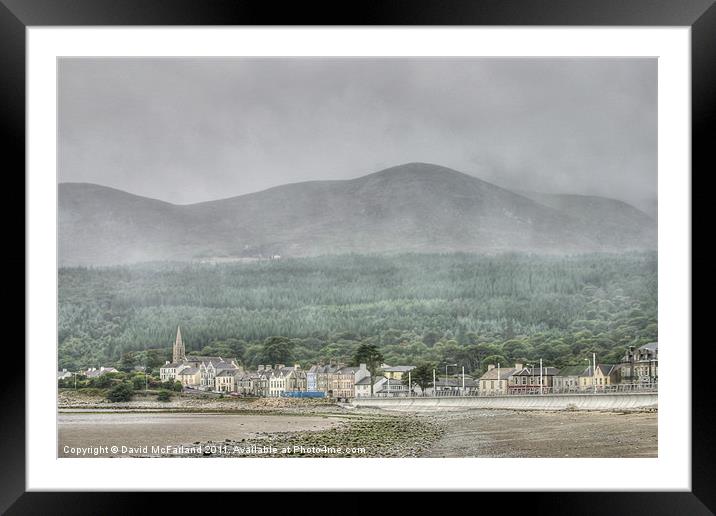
{"left": 518, "top": 191, "right": 657, "bottom": 248}
{"left": 59, "top": 162, "right": 656, "bottom": 266}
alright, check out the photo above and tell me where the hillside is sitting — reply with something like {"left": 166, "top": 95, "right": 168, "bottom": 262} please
{"left": 57, "top": 252, "right": 658, "bottom": 369}
{"left": 59, "top": 162, "right": 656, "bottom": 266}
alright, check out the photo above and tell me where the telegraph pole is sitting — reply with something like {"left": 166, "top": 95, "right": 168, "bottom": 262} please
{"left": 462, "top": 366, "right": 465, "bottom": 395}
{"left": 540, "top": 358, "right": 543, "bottom": 395}
{"left": 433, "top": 369, "right": 436, "bottom": 397}
{"left": 408, "top": 370, "right": 411, "bottom": 397}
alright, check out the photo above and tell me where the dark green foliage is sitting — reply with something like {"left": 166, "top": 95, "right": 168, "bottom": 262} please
{"left": 131, "top": 374, "right": 147, "bottom": 391}
{"left": 157, "top": 389, "right": 172, "bottom": 402}
{"left": 353, "top": 343, "right": 384, "bottom": 394}
{"left": 159, "top": 380, "right": 183, "bottom": 392}
{"left": 479, "top": 355, "right": 509, "bottom": 375}
{"left": 107, "top": 382, "right": 134, "bottom": 402}
{"left": 118, "top": 352, "right": 137, "bottom": 372}
{"left": 88, "top": 374, "right": 113, "bottom": 389}
{"left": 260, "top": 336, "right": 293, "bottom": 365}
{"left": 407, "top": 362, "right": 437, "bottom": 392}
{"left": 58, "top": 252, "right": 657, "bottom": 371}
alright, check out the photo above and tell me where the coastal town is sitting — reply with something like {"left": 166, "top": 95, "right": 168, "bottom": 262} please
{"left": 59, "top": 326, "right": 658, "bottom": 400}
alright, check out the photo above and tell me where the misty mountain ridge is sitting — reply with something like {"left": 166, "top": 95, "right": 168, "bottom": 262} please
{"left": 59, "top": 162, "right": 656, "bottom": 266}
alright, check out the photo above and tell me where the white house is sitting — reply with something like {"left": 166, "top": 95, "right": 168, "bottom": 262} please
{"left": 374, "top": 376, "right": 408, "bottom": 396}
{"left": 159, "top": 361, "right": 187, "bottom": 381}
{"left": 354, "top": 375, "right": 373, "bottom": 397}
{"left": 84, "top": 366, "right": 118, "bottom": 378}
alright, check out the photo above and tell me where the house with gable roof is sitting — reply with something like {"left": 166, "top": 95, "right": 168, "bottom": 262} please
{"left": 304, "top": 364, "right": 342, "bottom": 395}
{"left": 553, "top": 365, "right": 588, "bottom": 392}
{"left": 268, "top": 364, "right": 307, "bottom": 397}
{"left": 214, "top": 369, "right": 238, "bottom": 392}
{"left": 354, "top": 375, "right": 374, "bottom": 398}
{"left": 331, "top": 364, "right": 369, "bottom": 399}
{"left": 478, "top": 363, "right": 520, "bottom": 394}
{"left": 197, "top": 357, "right": 240, "bottom": 389}
{"left": 177, "top": 367, "right": 201, "bottom": 387}
{"left": 84, "top": 366, "right": 118, "bottom": 378}
{"left": 160, "top": 361, "right": 188, "bottom": 381}
{"left": 579, "top": 364, "right": 621, "bottom": 391}
{"left": 508, "top": 365, "right": 559, "bottom": 394}
{"left": 235, "top": 371, "right": 269, "bottom": 397}
{"left": 621, "top": 342, "right": 658, "bottom": 383}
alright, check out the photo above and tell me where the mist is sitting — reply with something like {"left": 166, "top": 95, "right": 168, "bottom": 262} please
{"left": 59, "top": 57, "right": 656, "bottom": 216}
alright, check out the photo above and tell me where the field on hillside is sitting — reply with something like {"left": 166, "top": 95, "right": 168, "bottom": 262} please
{"left": 58, "top": 252, "right": 657, "bottom": 373}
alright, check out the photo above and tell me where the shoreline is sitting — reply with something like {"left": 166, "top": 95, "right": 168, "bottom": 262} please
{"left": 58, "top": 391, "right": 657, "bottom": 458}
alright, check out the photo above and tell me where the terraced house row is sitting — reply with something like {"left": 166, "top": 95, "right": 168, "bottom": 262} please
{"left": 158, "top": 326, "right": 381, "bottom": 397}
{"left": 159, "top": 358, "right": 375, "bottom": 398}
{"left": 477, "top": 342, "right": 658, "bottom": 395}
{"left": 155, "top": 327, "right": 658, "bottom": 398}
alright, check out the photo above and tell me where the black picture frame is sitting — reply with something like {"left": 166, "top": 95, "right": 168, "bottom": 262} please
{"left": 3, "top": 0, "right": 711, "bottom": 512}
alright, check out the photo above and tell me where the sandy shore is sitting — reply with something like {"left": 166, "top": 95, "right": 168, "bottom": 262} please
{"left": 58, "top": 391, "right": 657, "bottom": 458}
{"left": 419, "top": 409, "right": 657, "bottom": 458}
{"left": 59, "top": 412, "right": 346, "bottom": 457}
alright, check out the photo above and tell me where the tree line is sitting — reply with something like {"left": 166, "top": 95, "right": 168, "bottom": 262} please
{"left": 58, "top": 252, "right": 657, "bottom": 375}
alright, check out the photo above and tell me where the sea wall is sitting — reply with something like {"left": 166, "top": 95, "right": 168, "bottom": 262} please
{"left": 351, "top": 393, "right": 657, "bottom": 412}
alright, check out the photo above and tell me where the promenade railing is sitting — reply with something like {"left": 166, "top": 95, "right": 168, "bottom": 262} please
{"left": 361, "top": 382, "right": 658, "bottom": 399}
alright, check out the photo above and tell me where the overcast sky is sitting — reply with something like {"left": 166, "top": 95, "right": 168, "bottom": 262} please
{"left": 59, "top": 57, "right": 657, "bottom": 216}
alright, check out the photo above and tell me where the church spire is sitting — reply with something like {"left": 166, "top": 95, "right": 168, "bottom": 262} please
{"left": 173, "top": 325, "right": 186, "bottom": 363}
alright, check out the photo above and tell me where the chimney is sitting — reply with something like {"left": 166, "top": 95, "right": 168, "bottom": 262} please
{"left": 165, "top": 360, "right": 170, "bottom": 365}
{"left": 276, "top": 364, "right": 285, "bottom": 370}
{"left": 514, "top": 363, "right": 523, "bottom": 371}
{"left": 257, "top": 365, "right": 264, "bottom": 371}
{"left": 487, "top": 364, "right": 495, "bottom": 371}
{"left": 359, "top": 363, "right": 367, "bottom": 370}
{"left": 294, "top": 363, "right": 301, "bottom": 369}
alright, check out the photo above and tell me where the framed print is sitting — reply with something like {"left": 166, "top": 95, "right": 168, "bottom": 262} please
{"left": 4, "top": 0, "right": 712, "bottom": 512}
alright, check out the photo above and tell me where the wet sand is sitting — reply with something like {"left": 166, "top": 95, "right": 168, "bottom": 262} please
{"left": 58, "top": 391, "right": 657, "bottom": 458}
{"left": 420, "top": 409, "right": 657, "bottom": 458}
{"left": 58, "top": 412, "right": 344, "bottom": 457}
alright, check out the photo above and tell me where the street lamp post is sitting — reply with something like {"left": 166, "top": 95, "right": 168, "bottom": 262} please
{"left": 433, "top": 369, "right": 436, "bottom": 397}
{"left": 540, "top": 358, "right": 543, "bottom": 395}
{"left": 445, "top": 363, "right": 457, "bottom": 395}
{"left": 526, "top": 363, "right": 533, "bottom": 394}
{"left": 584, "top": 358, "right": 590, "bottom": 392}
{"left": 592, "top": 353, "right": 597, "bottom": 394}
